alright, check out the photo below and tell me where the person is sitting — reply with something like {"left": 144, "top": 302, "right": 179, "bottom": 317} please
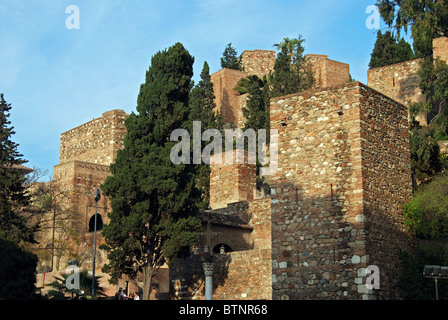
{"left": 121, "top": 289, "right": 127, "bottom": 300}
{"left": 114, "top": 288, "right": 122, "bottom": 300}
{"left": 133, "top": 292, "right": 140, "bottom": 300}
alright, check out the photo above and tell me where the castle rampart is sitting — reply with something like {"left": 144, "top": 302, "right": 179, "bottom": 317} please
{"left": 210, "top": 68, "right": 248, "bottom": 127}
{"left": 41, "top": 38, "right": 431, "bottom": 300}
{"left": 306, "top": 54, "right": 350, "bottom": 88}
{"left": 367, "top": 58, "right": 423, "bottom": 107}
{"left": 367, "top": 37, "right": 448, "bottom": 126}
{"left": 59, "top": 109, "right": 127, "bottom": 165}
{"left": 269, "top": 81, "right": 414, "bottom": 299}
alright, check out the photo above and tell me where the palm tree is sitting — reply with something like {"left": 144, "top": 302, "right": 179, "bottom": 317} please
{"left": 273, "top": 36, "right": 305, "bottom": 65}
{"left": 46, "top": 270, "right": 106, "bottom": 300}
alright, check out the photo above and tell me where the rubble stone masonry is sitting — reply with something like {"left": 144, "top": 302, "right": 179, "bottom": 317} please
{"left": 367, "top": 59, "right": 423, "bottom": 107}
{"left": 367, "top": 37, "right": 448, "bottom": 126}
{"left": 54, "top": 109, "right": 128, "bottom": 229}
{"left": 433, "top": 37, "right": 448, "bottom": 63}
{"left": 269, "top": 81, "right": 415, "bottom": 300}
{"left": 59, "top": 109, "right": 127, "bottom": 165}
{"left": 240, "top": 50, "right": 276, "bottom": 79}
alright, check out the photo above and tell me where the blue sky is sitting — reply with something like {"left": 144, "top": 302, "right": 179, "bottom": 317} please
{"left": 0, "top": 0, "right": 395, "bottom": 180}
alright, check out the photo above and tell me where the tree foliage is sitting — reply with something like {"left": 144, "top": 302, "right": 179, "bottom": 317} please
{"left": 417, "top": 57, "right": 448, "bottom": 137}
{"left": 100, "top": 43, "right": 202, "bottom": 300}
{"left": 46, "top": 270, "right": 105, "bottom": 300}
{"left": 404, "top": 174, "right": 448, "bottom": 239}
{"left": 378, "top": 1, "right": 448, "bottom": 182}
{"left": 220, "top": 43, "right": 243, "bottom": 71}
{"left": 369, "top": 30, "right": 415, "bottom": 69}
{"left": 236, "top": 75, "right": 269, "bottom": 133}
{"left": 0, "top": 94, "right": 37, "bottom": 245}
{"left": 376, "top": 0, "right": 448, "bottom": 38}
{"left": 408, "top": 50, "right": 448, "bottom": 182}
{"left": 409, "top": 124, "right": 443, "bottom": 182}
{"left": 189, "top": 61, "right": 224, "bottom": 210}
{"left": 270, "top": 35, "right": 314, "bottom": 97}
{"left": 376, "top": 0, "right": 448, "bottom": 56}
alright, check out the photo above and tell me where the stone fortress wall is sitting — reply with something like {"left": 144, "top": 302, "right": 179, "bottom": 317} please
{"left": 367, "top": 36, "right": 448, "bottom": 125}
{"left": 39, "top": 37, "right": 448, "bottom": 300}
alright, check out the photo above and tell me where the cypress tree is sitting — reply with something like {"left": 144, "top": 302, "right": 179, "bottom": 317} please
{"left": 189, "top": 61, "right": 223, "bottom": 210}
{"left": 0, "top": 94, "right": 36, "bottom": 244}
{"left": 189, "top": 61, "right": 222, "bottom": 130}
{"left": 236, "top": 75, "right": 269, "bottom": 132}
{"left": 270, "top": 46, "right": 297, "bottom": 97}
{"left": 220, "top": 43, "right": 243, "bottom": 70}
{"left": 100, "top": 43, "right": 202, "bottom": 300}
{"left": 369, "top": 30, "right": 415, "bottom": 69}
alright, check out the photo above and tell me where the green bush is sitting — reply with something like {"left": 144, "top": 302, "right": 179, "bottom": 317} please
{"left": 404, "top": 174, "right": 448, "bottom": 239}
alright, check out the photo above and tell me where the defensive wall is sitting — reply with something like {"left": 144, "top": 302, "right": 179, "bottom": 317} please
{"left": 36, "top": 38, "right": 445, "bottom": 299}
{"left": 367, "top": 36, "right": 448, "bottom": 126}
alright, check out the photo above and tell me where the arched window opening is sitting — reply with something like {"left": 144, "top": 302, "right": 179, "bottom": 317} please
{"left": 89, "top": 214, "right": 103, "bottom": 232}
{"left": 213, "top": 243, "right": 233, "bottom": 254}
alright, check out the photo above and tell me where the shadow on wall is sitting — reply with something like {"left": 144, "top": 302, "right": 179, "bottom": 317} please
{"left": 270, "top": 176, "right": 415, "bottom": 300}
{"left": 168, "top": 229, "right": 246, "bottom": 300}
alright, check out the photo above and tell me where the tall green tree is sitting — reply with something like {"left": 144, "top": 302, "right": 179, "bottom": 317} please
{"left": 376, "top": 0, "right": 448, "bottom": 56}
{"left": 270, "top": 36, "right": 314, "bottom": 97}
{"left": 0, "top": 93, "right": 36, "bottom": 245}
{"left": 236, "top": 75, "right": 272, "bottom": 191}
{"left": 377, "top": 1, "right": 448, "bottom": 180}
{"left": 408, "top": 46, "right": 448, "bottom": 182}
{"left": 220, "top": 43, "right": 243, "bottom": 71}
{"left": 369, "top": 30, "right": 415, "bottom": 69}
{"left": 100, "top": 43, "right": 202, "bottom": 300}
{"left": 409, "top": 124, "right": 442, "bottom": 182}
{"left": 418, "top": 57, "right": 448, "bottom": 136}
{"left": 189, "top": 61, "right": 223, "bottom": 131}
{"left": 189, "top": 61, "right": 223, "bottom": 210}
{"left": 273, "top": 37, "right": 302, "bottom": 65}
{"left": 403, "top": 173, "right": 448, "bottom": 239}
{"left": 236, "top": 75, "right": 269, "bottom": 132}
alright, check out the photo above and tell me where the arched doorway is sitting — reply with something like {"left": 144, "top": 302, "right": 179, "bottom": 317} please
{"left": 213, "top": 243, "right": 233, "bottom": 254}
{"left": 89, "top": 214, "right": 103, "bottom": 232}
